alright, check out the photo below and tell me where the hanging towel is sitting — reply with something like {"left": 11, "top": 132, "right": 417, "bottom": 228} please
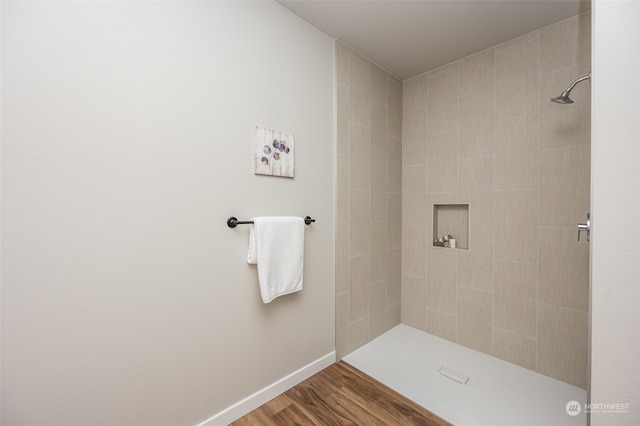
{"left": 247, "top": 216, "right": 305, "bottom": 303}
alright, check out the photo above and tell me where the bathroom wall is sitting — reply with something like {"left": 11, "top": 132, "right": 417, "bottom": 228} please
{"left": 401, "top": 12, "right": 591, "bottom": 389}
{"left": 335, "top": 42, "right": 403, "bottom": 359}
{"left": 591, "top": 1, "right": 640, "bottom": 424}
{"left": 1, "top": 2, "right": 334, "bottom": 425}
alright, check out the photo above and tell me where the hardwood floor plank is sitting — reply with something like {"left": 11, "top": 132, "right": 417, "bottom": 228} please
{"left": 336, "top": 384, "right": 419, "bottom": 425}
{"left": 285, "top": 379, "right": 359, "bottom": 425}
{"left": 235, "top": 411, "right": 275, "bottom": 426}
{"left": 272, "top": 403, "right": 322, "bottom": 426}
{"left": 337, "top": 363, "right": 446, "bottom": 425}
{"left": 230, "top": 361, "right": 451, "bottom": 426}
{"left": 258, "top": 394, "right": 296, "bottom": 418}
{"left": 325, "top": 390, "right": 393, "bottom": 425}
{"left": 229, "top": 416, "right": 252, "bottom": 426}
{"left": 301, "top": 368, "right": 342, "bottom": 399}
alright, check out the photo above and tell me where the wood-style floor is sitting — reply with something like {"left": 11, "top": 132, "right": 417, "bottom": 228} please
{"left": 231, "top": 361, "right": 452, "bottom": 425}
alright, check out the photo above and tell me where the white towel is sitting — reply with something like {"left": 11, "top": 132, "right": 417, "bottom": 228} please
{"left": 247, "top": 216, "right": 305, "bottom": 303}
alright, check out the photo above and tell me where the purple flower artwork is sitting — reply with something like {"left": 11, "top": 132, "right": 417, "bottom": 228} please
{"left": 254, "top": 125, "right": 295, "bottom": 178}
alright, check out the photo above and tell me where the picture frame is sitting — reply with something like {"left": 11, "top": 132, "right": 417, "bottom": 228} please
{"left": 253, "top": 125, "right": 295, "bottom": 178}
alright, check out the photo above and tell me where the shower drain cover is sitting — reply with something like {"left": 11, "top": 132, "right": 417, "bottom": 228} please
{"left": 438, "top": 366, "right": 470, "bottom": 384}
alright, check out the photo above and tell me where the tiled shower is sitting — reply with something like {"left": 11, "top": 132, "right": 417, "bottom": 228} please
{"left": 336, "top": 45, "right": 403, "bottom": 359}
{"left": 336, "top": 11, "right": 591, "bottom": 389}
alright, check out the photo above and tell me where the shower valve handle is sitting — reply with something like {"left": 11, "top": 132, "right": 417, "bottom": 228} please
{"left": 578, "top": 213, "right": 591, "bottom": 242}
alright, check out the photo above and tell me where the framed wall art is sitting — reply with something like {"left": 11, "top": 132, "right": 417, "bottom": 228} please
{"left": 253, "top": 125, "right": 295, "bottom": 178}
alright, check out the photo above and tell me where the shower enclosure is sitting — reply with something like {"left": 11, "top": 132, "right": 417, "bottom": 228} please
{"left": 335, "top": 10, "right": 591, "bottom": 424}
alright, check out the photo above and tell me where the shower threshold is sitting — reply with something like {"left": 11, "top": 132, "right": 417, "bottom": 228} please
{"left": 343, "top": 324, "right": 586, "bottom": 426}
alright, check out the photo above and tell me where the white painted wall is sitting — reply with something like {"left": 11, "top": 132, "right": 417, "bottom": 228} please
{"left": 591, "top": 0, "right": 640, "bottom": 424}
{"left": 0, "top": 2, "right": 335, "bottom": 425}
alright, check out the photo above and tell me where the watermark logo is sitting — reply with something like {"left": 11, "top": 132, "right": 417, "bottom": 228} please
{"left": 586, "top": 402, "right": 630, "bottom": 414}
{"left": 566, "top": 400, "right": 582, "bottom": 416}
{"left": 566, "top": 400, "right": 631, "bottom": 416}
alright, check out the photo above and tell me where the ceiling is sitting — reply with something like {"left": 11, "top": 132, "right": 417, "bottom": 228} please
{"left": 277, "top": 0, "right": 591, "bottom": 80}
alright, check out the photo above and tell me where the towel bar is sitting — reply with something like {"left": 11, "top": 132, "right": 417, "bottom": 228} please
{"left": 227, "top": 216, "right": 316, "bottom": 228}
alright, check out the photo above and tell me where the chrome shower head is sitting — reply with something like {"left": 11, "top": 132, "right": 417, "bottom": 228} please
{"left": 550, "top": 72, "right": 591, "bottom": 104}
{"left": 551, "top": 90, "right": 574, "bottom": 104}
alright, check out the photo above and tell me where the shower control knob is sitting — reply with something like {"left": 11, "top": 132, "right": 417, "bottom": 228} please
{"left": 577, "top": 213, "right": 591, "bottom": 242}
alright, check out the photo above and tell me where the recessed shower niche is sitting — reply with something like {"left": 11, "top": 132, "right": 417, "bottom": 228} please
{"left": 432, "top": 204, "right": 469, "bottom": 250}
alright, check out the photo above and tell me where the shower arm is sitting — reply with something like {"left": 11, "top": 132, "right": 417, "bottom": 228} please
{"left": 564, "top": 72, "right": 591, "bottom": 94}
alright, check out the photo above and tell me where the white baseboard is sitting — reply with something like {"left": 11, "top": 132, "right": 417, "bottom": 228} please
{"left": 195, "top": 351, "right": 336, "bottom": 426}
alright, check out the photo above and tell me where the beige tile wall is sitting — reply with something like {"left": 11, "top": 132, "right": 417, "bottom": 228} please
{"left": 335, "top": 42, "right": 403, "bottom": 359}
{"left": 400, "top": 12, "right": 591, "bottom": 389}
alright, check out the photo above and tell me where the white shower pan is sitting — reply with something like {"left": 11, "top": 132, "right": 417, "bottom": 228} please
{"left": 343, "top": 324, "right": 586, "bottom": 426}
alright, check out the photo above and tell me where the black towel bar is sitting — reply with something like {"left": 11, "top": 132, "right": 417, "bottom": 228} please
{"left": 227, "top": 216, "right": 316, "bottom": 228}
